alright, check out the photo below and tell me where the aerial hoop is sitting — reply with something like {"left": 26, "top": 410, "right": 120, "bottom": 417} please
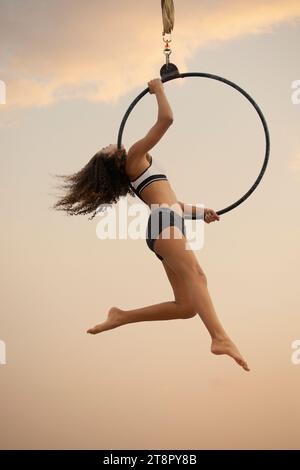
{"left": 117, "top": 72, "right": 270, "bottom": 217}
{"left": 117, "top": 0, "right": 270, "bottom": 217}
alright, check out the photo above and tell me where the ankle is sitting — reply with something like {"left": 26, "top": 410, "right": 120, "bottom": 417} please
{"left": 109, "top": 306, "right": 125, "bottom": 326}
{"left": 211, "top": 332, "right": 230, "bottom": 342}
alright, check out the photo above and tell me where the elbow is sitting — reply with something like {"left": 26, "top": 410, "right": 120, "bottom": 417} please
{"left": 159, "top": 116, "right": 173, "bottom": 125}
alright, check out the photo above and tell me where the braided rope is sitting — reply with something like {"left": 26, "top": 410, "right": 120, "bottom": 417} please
{"left": 161, "top": 0, "right": 175, "bottom": 35}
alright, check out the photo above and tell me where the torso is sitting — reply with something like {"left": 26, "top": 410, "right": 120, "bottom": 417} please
{"left": 125, "top": 152, "right": 183, "bottom": 216}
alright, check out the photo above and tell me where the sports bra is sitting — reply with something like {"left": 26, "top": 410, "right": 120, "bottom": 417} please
{"left": 129, "top": 154, "right": 168, "bottom": 202}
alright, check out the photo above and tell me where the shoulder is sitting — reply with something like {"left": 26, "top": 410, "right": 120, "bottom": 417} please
{"left": 125, "top": 152, "right": 152, "bottom": 180}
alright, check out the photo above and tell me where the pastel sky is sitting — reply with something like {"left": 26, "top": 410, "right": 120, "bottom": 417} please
{"left": 0, "top": 0, "right": 300, "bottom": 450}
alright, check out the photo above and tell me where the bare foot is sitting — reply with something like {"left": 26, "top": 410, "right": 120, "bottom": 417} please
{"left": 87, "top": 306, "right": 123, "bottom": 335}
{"left": 211, "top": 336, "right": 250, "bottom": 371}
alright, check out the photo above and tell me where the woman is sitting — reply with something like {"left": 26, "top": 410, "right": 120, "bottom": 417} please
{"left": 53, "top": 78, "right": 250, "bottom": 372}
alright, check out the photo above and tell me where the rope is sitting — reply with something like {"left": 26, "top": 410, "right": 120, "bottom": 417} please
{"left": 161, "top": 0, "right": 175, "bottom": 35}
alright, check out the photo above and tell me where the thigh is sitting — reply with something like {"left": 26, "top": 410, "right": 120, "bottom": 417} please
{"left": 161, "top": 258, "right": 193, "bottom": 305}
{"left": 154, "top": 226, "right": 205, "bottom": 278}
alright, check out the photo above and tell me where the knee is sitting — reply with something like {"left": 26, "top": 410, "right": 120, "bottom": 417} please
{"left": 177, "top": 302, "right": 197, "bottom": 319}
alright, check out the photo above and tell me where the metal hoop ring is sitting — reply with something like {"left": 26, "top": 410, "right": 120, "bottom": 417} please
{"left": 117, "top": 72, "right": 270, "bottom": 216}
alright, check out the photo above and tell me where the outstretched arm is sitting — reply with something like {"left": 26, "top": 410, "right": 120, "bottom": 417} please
{"left": 154, "top": 83, "right": 173, "bottom": 121}
{"left": 178, "top": 201, "right": 220, "bottom": 223}
{"left": 127, "top": 79, "right": 173, "bottom": 160}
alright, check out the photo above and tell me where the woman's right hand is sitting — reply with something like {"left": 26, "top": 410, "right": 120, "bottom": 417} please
{"left": 148, "top": 78, "right": 164, "bottom": 94}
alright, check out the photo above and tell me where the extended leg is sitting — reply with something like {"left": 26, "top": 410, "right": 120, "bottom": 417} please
{"left": 154, "top": 229, "right": 250, "bottom": 372}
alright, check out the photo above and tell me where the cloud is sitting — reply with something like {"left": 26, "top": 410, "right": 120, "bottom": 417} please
{"left": 1, "top": 0, "right": 300, "bottom": 108}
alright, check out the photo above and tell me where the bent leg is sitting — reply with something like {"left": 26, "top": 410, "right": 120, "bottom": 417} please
{"left": 87, "top": 258, "right": 197, "bottom": 334}
{"left": 87, "top": 300, "right": 196, "bottom": 334}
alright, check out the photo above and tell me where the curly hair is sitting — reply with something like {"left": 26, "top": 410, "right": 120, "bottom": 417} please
{"left": 52, "top": 147, "right": 136, "bottom": 220}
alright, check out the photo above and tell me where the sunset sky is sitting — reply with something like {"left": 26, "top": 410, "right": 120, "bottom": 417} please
{"left": 1, "top": 0, "right": 300, "bottom": 449}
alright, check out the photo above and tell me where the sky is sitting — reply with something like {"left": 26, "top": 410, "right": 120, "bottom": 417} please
{"left": 0, "top": 0, "right": 300, "bottom": 450}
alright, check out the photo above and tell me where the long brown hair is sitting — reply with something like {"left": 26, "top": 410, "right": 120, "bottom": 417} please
{"left": 52, "top": 148, "right": 135, "bottom": 220}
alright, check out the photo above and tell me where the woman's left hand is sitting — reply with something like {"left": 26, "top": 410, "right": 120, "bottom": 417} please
{"left": 204, "top": 208, "right": 220, "bottom": 223}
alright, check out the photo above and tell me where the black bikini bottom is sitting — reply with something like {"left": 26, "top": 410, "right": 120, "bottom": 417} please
{"left": 145, "top": 207, "right": 186, "bottom": 261}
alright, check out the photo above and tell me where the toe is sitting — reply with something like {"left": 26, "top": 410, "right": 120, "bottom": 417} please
{"left": 235, "top": 356, "right": 249, "bottom": 371}
{"left": 240, "top": 359, "right": 250, "bottom": 371}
